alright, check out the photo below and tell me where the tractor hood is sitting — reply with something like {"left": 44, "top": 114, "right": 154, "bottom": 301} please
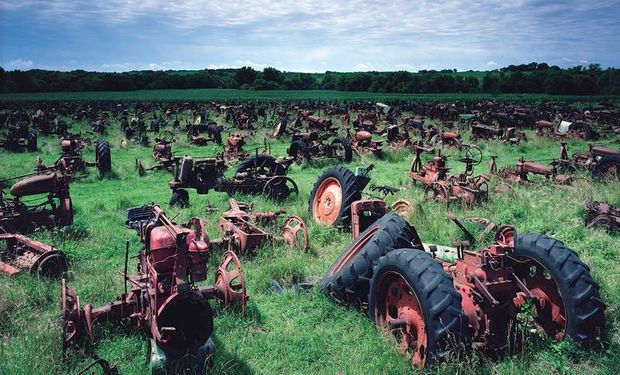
{"left": 10, "top": 173, "right": 67, "bottom": 197}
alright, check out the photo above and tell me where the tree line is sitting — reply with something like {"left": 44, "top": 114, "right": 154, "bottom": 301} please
{"left": 1, "top": 63, "right": 618, "bottom": 95}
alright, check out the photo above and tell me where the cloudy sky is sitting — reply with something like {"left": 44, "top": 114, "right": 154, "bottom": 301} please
{"left": 1, "top": 0, "right": 619, "bottom": 73}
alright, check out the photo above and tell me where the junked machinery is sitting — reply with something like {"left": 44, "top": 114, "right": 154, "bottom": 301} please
{"left": 0, "top": 171, "right": 73, "bottom": 234}
{"left": 0, "top": 232, "right": 68, "bottom": 278}
{"left": 287, "top": 130, "right": 353, "bottom": 164}
{"left": 584, "top": 201, "right": 619, "bottom": 233}
{"left": 209, "top": 198, "right": 309, "bottom": 255}
{"left": 319, "top": 211, "right": 606, "bottom": 368}
{"left": 169, "top": 154, "right": 298, "bottom": 206}
{"left": 61, "top": 204, "right": 248, "bottom": 373}
{"left": 36, "top": 136, "right": 112, "bottom": 175}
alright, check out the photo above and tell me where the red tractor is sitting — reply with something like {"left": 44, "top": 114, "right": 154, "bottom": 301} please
{"left": 347, "top": 129, "right": 383, "bottom": 156}
{"left": 61, "top": 204, "right": 247, "bottom": 372}
{"left": 320, "top": 212, "right": 605, "bottom": 368}
{"left": 0, "top": 171, "right": 73, "bottom": 234}
{"left": 36, "top": 136, "right": 111, "bottom": 175}
{"left": 557, "top": 143, "right": 620, "bottom": 180}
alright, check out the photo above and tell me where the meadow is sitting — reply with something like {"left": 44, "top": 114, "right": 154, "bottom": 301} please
{"left": 0, "top": 98, "right": 619, "bottom": 375}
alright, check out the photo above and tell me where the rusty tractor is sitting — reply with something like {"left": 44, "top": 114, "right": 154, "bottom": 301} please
{"left": 557, "top": 143, "right": 620, "bottom": 180}
{"left": 535, "top": 120, "right": 598, "bottom": 140}
{"left": 210, "top": 199, "right": 309, "bottom": 255}
{"left": 61, "top": 204, "right": 248, "bottom": 372}
{"left": 287, "top": 131, "right": 352, "bottom": 163}
{"left": 584, "top": 201, "right": 619, "bottom": 233}
{"left": 470, "top": 122, "right": 526, "bottom": 145}
{"left": 305, "top": 115, "right": 335, "bottom": 132}
{"left": 409, "top": 145, "right": 488, "bottom": 207}
{"left": 346, "top": 129, "right": 383, "bottom": 156}
{"left": 0, "top": 232, "right": 68, "bottom": 278}
{"left": 309, "top": 164, "right": 411, "bottom": 233}
{"left": 136, "top": 136, "right": 178, "bottom": 175}
{"left": 223, "top": 134, "right": 249, "bottom": 162}
{"left": 385, "top": 124, "right": 412, "bottom": 150}
{"left": 0, "top": 171, "right": 73, "bottom": 234}
{"left": 186, "top": 123, "right": 223, "bottom": 146}
{"left": 423, "top": 126, "right": 462, "bottom": 148}
{"left": 320, "top": 212, "right": 605, "bottom": 368}
{"left": 36, "top": 137, "right": 111, "bottom": 175}
{"left": 0, "top": 117, "right": 37, "bottom": 152}
{"left": 492, "top": 156, "right": 573, "bottom": 185}
{"left": 169, "top": 154, "right": 297, "bottom": 206}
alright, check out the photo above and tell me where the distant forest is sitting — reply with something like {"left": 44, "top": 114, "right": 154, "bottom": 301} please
{"left": 1, "top": 62, "right": 618, "bottom": 95}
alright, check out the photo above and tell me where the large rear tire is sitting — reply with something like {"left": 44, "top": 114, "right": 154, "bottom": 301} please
{"left": 319, "top": 212, "right": 418, "bottom": 305}
{"left": 95, "top": 140, "right": 112, "bottom": 174}
{"left": 288, "top": 140, "right": 311, "bottom": 163}
{"left": 513, "top": 233, "right": 605, "bottom": 344}
{"left": 368, "top": 248, "right": 470, "bottom": 368}
{"left": 308, "top": 166, "right": 361, "bottom": 228}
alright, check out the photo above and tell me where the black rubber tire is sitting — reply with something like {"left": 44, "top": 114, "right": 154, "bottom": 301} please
{"left": 95, "top": 140, "right": 112, "bottom": 173}
{"left": 288, "top": 140, "right": 311, "bottom": 162}
{"left": 170, "top": 189, "right": 189, "bottom": 207}
{"left": 319, "top": 212, "right": 417, "bottom": 305}
{"left": 514, "top": 233, "right": 605, "bottom": 344}
{"left": 332, "top": 137, "right": 353, "bottom": 162}
{"left": 569, "top": 122, "right": 598, "bottom": 140}
{"left": 368, "top": 248, "right": 470, "bottom": 368}
{"left": 308, "top": 166, "right": 361, "bottom": 228}
{"left": 27, "top": 131, "right": 37, "bottom": 152}
{"left": 591, "top": 155, "right": 620, "bottom": 180}
{"left": 236, "top": 155, "right": 285, "bottom": 176}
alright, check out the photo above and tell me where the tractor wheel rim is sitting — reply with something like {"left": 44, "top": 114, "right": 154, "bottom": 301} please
{"left": 517, "top": 260, "right": 567, "bottom": 340}
{"left": 376, "top": 271, "right": 427, "bottom": 368}
{"left": 312, "top": 177, "right": 343, "bottom": 225}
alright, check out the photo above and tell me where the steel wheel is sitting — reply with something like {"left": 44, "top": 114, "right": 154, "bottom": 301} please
{"left": 311, "top": 177, "right": 343, "bottom": 225}
{"left": 281, "top": 216, "right": 309, "bottom": 251}
{"left": 375, "top": 271, "right": 428, "bottom": 367}
{"left": 215, "top": 250, "right": 248, "bottom": 312}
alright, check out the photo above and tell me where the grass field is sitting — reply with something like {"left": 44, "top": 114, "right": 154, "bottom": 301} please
{"left": 0, "top": 106, "right": 619, "bottom": 375}
{"left": 2, "top": 89, "right": 619, "bottom": 104}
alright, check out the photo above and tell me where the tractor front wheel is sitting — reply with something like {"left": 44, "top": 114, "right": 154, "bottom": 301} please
{"left": 170, "top": 189, "right": 189, "bottom": 207}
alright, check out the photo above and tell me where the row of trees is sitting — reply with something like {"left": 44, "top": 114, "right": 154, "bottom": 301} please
{"left": 1, "top": 63, "right": 618, "bottom": 95}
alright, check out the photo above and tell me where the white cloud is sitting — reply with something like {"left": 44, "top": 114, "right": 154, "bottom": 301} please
{"left": 486, "top": 61, "right": 499, "bottom": 68}
{"left": 4, "top": 58, "right": 35, "bottom": 70}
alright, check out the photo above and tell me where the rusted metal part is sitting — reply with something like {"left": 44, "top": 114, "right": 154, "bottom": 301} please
{"left": 288, "top": 131, "right": 352, "bottom": 163}
{"left": 61, "top": 204, "right": 247, "bottom": 369}
{"left": 584, "top": 201, "right": 619, "bottom": 232}
{"left": 0, "top": 171, "right": 73, "bottom": 234}
{"left": 495, "top": 157, "right": 573, "bottom": 185}
{"left": 390, "top": 199, "right": 414, "bottom": 218}
{"left": 351, "top": 200, "right": 387, "bottom": 239}
{"left": 75, "top": 358, "right": 119, "bottom": 375}
{"left": 0, "top": 232, "right": 68, "bottom": 277}
{"left": 216, "top": 199, "right": 309, "bottom": 254}
{"left": 557, "top": 143, "right": 620, "bottom": 179}
{"left": 347, "top": 129, "right": 383, "bottom": 156}
{"left": 36, "top": 137, "right": 111, "bottom": 176}
{"left": 223, "top": 134, "right": 249, "bottom": 161}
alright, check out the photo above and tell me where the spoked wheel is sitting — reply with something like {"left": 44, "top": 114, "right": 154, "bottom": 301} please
{"left": 464, "top": 146, "right": 483, "bottom": 165}
{"left": 215, "top": 250, "right": 248, "bottom": 312}
{"left": 281, "top": 216, "right": 309, "bottom": 251}
{"left": 369, "top": 249, "right": 470, "bottom": 368}
{"left": 263, "top": 176, "right": 298, "bottom": 201}
{"left": 60, "top": 279, "right": 84, "bottom": 353}
{"left": 513, "top": 233, "right": 606, "bottom": 343}
{"left": 391, "top": 199, "right": 414, "bottom": 218}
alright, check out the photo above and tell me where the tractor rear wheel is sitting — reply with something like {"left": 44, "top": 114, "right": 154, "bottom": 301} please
{"left": 288, "top": 140, "right": 311, "bottom": 163}
{"left": 368, "top": 248, "right": 470, "bottom": 368}
{"left": 309, "top": 166, "right": 361, "bottom": 227}
{"left": 237, "top": 155, "right": 285, "bottom": 176}
{"left": 95, "top": 140, "right": 112, "bottom": 174}
{"left": 592, "top": 155, "right": 620, "bottom": 180}
{"left": 27, "top": 131, "right": 37, "bottom": 152}
{"left": 319, "top": 212, "right": 417, "bottom": 305}
{"left": 170, "top": 189, "right": 189, "bottom": 207}
{"left": 513, "top": 233, "right": 605, "bottom": 344}
{"left": 331, "top": 137, "right": 353, "bottom": 162}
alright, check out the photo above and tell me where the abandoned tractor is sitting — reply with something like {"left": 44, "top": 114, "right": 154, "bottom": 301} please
{"left": 186, "top": 124, "right": 223, "bottom": 146}
{"left": 305, "top": 115, "right": 335, "bottom": 132}
{"left": 470, "top": 122, "right": 526, "bottom": 145}
{"left": 136, "top": 136, "right": 178, "bottom": 175}
{"left": 61, "top": 204, "right": 247, "bottom": 372}
{"left": 557, "top": 143, "right": 620, "bottom": 180}
{"left": 347, "top": 129, "right": 383, "bottom": 156}
{"left": 169, "top": 154, "right": 297, "bottom": 206}
{"left": 535, "top": 119, "right": 598, "bottom": 140}
{"left": 223, "top": 134, "right": 249, "bottom": 162}
{"left": 309, "top": 164, "right": 411, "bottom": 233}
{"left": 385, "top": 125, "right": 412, "bottom": 150}
{"left": 491, "top": 156, "right": 573, "bottom": 185}
{"left": 287, "top": 131, "right": 352, "bottom": 163}
{"left": 584, "top": 201, "right": 619, "bottom": 233}
{"left": 423, "top": 126, "right": 461, "bottom": 148}
{"left": 319, "top": 212, "right": 605, "bottom": 368}
{"left": 0, "top": 232, "right": 68, "bottom": 278}
{"left": 36, "top": 137, "right": 111, "bottom": 175}
{"left": 0, "top": 171, "right": 73, "bottom": 234}
{"left": 210, "top": 199, "right": 308, "bottom": 255}
{"left": 0, "top": 115, "right": 37, "bottom": 152}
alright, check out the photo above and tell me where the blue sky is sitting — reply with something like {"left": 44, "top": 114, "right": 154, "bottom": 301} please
{"left": 1, "top": 0, "right": 619, "bottom": 72}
